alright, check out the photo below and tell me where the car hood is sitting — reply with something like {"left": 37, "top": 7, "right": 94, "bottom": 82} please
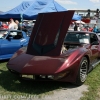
{"left": 26, "top": 11, "right": 74, "bottom": 56}
{"left": 7, "top": 53, "right": 67, "bottom": 74}
{"left": 7, "top": 43, "right": 81, "bottom": 74}
{"left": 7, "top": 47, "right": 78, "bottom": 74}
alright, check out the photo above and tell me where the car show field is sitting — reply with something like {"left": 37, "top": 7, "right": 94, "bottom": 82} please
{"left": 0, "top": 0, "right": 100, "bottom": 100}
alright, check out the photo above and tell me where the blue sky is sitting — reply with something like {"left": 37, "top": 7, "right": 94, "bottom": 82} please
{"left": 0, "top": 0, "right": 100, "bottom": 12}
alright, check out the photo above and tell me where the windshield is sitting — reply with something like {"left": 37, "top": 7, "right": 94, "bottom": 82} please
{"left": 65, "top": 32, "right": 90, "bottom": 44}
{"left": 0, "top": 30, "right": 8, "bottom": 39}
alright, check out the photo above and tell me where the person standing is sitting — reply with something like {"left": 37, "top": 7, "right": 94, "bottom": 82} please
{"left": 74, "top": 22, "right": 78, "bottom": 31}
{"left": 8, "top": 18, "right": 18, "bottom": 30}
{"left": 0, "top": 21, "right": 2, "bottom": 27}
{"left": 93, "top": 24, "right": 98, "bottom": 33}
{"left": 15, "top": 20, "right": 21, "bottom": 30}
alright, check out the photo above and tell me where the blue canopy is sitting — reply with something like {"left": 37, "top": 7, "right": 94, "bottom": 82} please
{"left": 0, "top": 0, "right": 81, "bottom": 20}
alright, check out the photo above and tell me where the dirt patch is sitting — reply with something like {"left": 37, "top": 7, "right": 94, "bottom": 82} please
{"left": 33, "top": 84, "right": 88, "bottom": 100}
{"left": 96, "top": 87, "right": 100, "bottom": 100}
{"left": 0, "top": 84, "right": 88, "bottom": 100}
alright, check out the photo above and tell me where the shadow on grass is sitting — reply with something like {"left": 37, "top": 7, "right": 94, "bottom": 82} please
{"left": 0, "top": 59, "right": 9, "bottom": 63}
{"left": 0, "top": 69, "right": 77, "bottom": 95}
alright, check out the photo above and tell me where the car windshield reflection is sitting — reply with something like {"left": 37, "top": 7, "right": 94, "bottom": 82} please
{"left": 0, "top": 30, "right": 8, "bottom": 39}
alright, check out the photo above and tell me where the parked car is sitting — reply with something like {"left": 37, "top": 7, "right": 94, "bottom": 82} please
{"left": 0, "top": 29, "right": 29, "bottom": 60}
{"left": 7, "top": 11, "right": 100, "bottom": 86}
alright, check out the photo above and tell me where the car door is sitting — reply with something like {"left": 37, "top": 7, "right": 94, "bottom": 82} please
{"left": 90, "top": 33, "right": 99, "bottom": 62}
{"left": 0, "top": 31, "right": 24, "bottom": 56}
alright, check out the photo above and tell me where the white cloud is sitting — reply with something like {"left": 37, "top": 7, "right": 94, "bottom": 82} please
{"left": 89, "top": 0, "right": 100, "bottom": 3}
{"left": 55, "top": 0, "right": 77, "bottom": 5}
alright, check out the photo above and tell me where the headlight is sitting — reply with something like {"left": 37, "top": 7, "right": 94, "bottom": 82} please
{"left": 48, "top": 71, "right": 69, "bottom": 80}
{"left": 21, "top": 75, "right": 34, "bottom": 79}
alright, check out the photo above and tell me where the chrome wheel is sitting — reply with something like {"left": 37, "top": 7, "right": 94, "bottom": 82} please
{"left": 75, "top": 57, "right": 88, "bottom": 86}
{"left": 80, "top": 59, "right": 88, "bottom": 82}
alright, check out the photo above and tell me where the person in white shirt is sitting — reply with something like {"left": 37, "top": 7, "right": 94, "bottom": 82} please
{"left": 8, "top": 18, "right": 18, "bottom": 30}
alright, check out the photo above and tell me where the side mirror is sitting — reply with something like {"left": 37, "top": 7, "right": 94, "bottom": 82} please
{"left": 92, "top": 41, "right": 99, "bottom": 45}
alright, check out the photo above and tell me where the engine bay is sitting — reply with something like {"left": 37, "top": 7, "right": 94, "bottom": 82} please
{"left": 61, "top": 43, "right": 82, "bottom": 54}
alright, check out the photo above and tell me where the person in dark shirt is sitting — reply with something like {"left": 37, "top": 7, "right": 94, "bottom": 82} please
{"left": 74, "top": 23, "right": 78, "bottom": 31}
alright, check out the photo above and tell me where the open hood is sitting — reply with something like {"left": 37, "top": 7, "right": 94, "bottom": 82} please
{"left": 27, "top": 11, "right": 74, "bottom": 56}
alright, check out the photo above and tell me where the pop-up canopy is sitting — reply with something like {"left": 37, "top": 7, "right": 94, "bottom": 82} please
{"left": 0, "top": 0, "right": 81, "bottom": 20}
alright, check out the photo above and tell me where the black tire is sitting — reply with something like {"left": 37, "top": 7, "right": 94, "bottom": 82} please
{"left": 75, "top": 57, "right": 88, "bottom": 86}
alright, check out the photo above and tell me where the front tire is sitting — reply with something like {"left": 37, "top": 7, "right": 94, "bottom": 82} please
{"left": 75, "top": 57, "right": 88, "bottom": 86}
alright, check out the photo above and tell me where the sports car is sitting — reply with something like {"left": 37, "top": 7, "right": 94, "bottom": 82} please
{"left": 0, "top": 29, "right": 29, "bottom": 60}
{"left": 7, "top": 11, "right": 100, "bottom": 86}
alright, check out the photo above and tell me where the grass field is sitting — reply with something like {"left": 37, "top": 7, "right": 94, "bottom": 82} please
{"left": 0, "top": 60, "right": 100, "bottom": 100}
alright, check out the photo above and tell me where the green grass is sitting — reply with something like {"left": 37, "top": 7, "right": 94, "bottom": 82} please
{"left": 1, "top": 60, "right": 100, "bottom": 100}
{"left": 80, "top": 64, "right": 100, "bottom": 100}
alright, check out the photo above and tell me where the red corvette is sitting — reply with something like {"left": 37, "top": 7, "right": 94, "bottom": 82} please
{"left": 7, "top": 11, "right": 100, "bottom": 86}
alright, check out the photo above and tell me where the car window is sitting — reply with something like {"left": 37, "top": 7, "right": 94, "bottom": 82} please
{"left": 65, "top": 32, "right": 90, "bottom": 44}
{"left": 0, "top": 30, "right": 8, "bottom": 39}
{"left": 90, "top": 34, "right": 98, "bottom": 43}
{"left": 7, "top": 31, "right": 23, "bottom": 39}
